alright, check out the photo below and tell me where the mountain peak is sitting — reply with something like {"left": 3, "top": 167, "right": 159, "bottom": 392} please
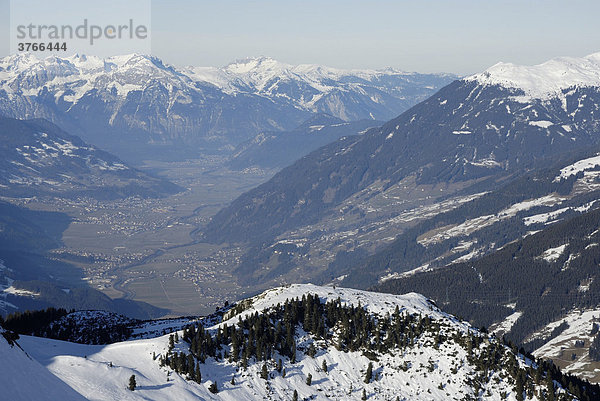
{"left": 466, "top": 51, "right": 600, "bottom": 99}
{"left": 224, "top": 56, "right": 289, "bottom": 74}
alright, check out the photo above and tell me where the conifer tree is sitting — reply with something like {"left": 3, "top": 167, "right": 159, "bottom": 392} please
{"left": 362, "top": 389, "right": 367, "bottom": 400}
{"left": 128, "top": 375, "right": 136, "bottom": 391}
{"left": 293, "top": 389, "right": 298, "bottom": 401}
{"left": 365, "top": 362, "right": 373, "bottom": 383}
{"left": 546, "top": 374, "right": 555, "bottom": 401}
{"left": 195, "top": 365, "right": 202, "bottom": 383}
{"left": 261, "top": 363, "right": 269, "bottom": 380}
{"left": 322, "top": 360, "right": 328, "bottom": 373}
{"left": 306, "top": 373, "right": 312, "bottom": 385}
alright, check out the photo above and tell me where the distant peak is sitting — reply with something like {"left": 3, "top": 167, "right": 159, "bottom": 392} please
{"left": 224, "top": 56, "right": 290, "bottom": 74}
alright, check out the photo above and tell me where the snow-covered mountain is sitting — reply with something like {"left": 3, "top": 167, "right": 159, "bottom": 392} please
{"left": 5, "top": 284, "right": 598, "bottom": 400}
{"left": 0, "top": 53, "right": 454, "bottom": 159}
{"left": 466, "top": 52, "right": 600, "bottom": 100}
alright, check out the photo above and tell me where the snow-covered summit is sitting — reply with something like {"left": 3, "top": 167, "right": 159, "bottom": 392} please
{"left": 218, "top": 283, "right": 456, "bottom": 328}
{"left": 466, "top": 52, "right": 600, "bottom": 99}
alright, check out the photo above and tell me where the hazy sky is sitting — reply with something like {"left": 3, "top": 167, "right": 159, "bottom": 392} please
{"left": 1, "top": 0, "right": 600, "bottom": 75}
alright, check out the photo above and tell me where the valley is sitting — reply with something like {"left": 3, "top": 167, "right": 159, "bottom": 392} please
{"left": 2, "top": 157, "right": 276, "bottom": 316}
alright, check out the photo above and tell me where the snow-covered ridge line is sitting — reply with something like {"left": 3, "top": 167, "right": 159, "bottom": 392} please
{"left": 465, "top": 52, "right": 600, "bottom": 99}
{"left": 0, "top": 53, "right": 448, "bottom": 98}
{"left": 216, "top": 284, "right": 468, "bottom": 331}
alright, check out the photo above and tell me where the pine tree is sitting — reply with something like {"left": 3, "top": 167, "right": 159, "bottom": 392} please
{"left": 308, "top": 343, "right": 316, "bottom": 358}
{"left": 231, "top": 375, "right": 235, "bottom": 385}
{"left": 515, "top": 372, "right": 524, "bottom": 401}
{"left": 362, "top": 389, "right": 367, "bottom": 400}
{"left": 293, "top": 389, "right": 298, "bottom": 401}
{"left": 208, "top": 382, "right": 218, "bottom": 394}
{"left": 277, "top": 358, "right": 283, "bottom": 373}
{"left": 194, "top": 365, "right": 202, "bottom": 383}
{"left": 365, "top": 362, "right": 373, "bottom": 383}
{"left": 546, "top": 374, "right": 555, "bottom": 401}
{"left": 322, "top": 360, "right": 328, "bottom": 373}
{"left": 306, "top": 373, "right": 312, "bottom": 385}
{"left": 128, "top": 375, "right": 136, "bottom": 391}
{"left": 261, "top": 363, "right": 269, "bottom": 380}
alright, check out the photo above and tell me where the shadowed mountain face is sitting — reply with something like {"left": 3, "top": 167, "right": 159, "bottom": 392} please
{"left": 0, "top": 54, "right": 455, "bottom": 160}
{"left": 228, "top": 114, "right": 382, "bottom": 170}
{"left": 0, "top": 117, "right": 181, "bottom": 199}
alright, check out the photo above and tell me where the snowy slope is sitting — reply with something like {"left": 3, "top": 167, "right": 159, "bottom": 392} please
{"left": 0, "top": 329, "right": 88, "bottom": 401}
{"left": 10, "top": 284, "right": 589, "bottom": 400}
{"left": 529, "top": 309, "right": 600, "bottom": 383}
{"left": 466, "top": 52, "right": 600, "bottom": 99}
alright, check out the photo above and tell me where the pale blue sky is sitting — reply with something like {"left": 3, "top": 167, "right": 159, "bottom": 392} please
{"left": 1, "top": 0, "right": 599, "bottom": 74}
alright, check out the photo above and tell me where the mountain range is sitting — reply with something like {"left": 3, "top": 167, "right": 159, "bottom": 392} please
{"left": 0, "top": 53, "right": 454, "bottom": 161}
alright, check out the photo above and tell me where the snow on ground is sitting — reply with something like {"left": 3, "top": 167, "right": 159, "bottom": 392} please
{"left": 528, "top": 120, "right": 554, "bottom": 128}
{"left": 555, "top": 154, "right": 600, "bottom": 181}
{"left": 0, "top": 331, "right": 87, "bottom": 401}
{"left": 2, "top": 285, "right": 40, "bottom": 297}
{"left": 450, "top": 247, "right": 486, "bottom": 264}
{"left": 531, "top": 309, "right": 600, "bottom": 382}
{"left": 419, "top": 194, "right": 564, "bottom": 246}
{"left": 539, "top": 244, "right": 568, "bottom": 263}
{"left": 18, "top": 333, "right": 215, "bottom": 401}
{"left": 524, "top": 207, "right": 570, "bottom": 226}
{"left": 217, "top": 284, "right": 459, "bottom": 328}
{"left": 489, "top": 311, "right": 523, "bottom": 337}
{"left": 6, "top": 284, "right": 583, "bottom": 399}
{"left": 466, "top": 52, "right": 600, "bottom": 100}
{"left": 379, "top": 264, "right": 433, "bottom": 282}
